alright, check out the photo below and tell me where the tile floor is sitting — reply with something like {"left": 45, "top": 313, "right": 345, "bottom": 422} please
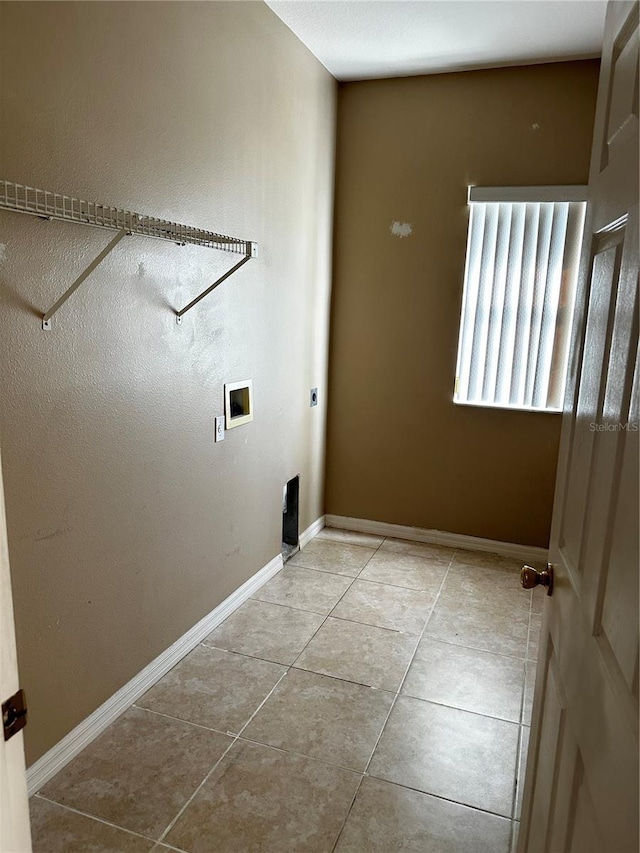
{"left": 30, "top": 527, "right": 543, "bottom": 852}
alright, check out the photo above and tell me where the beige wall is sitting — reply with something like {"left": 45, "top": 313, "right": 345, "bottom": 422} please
{"left": 0, "top": 1, "right": 336, "bottom": 764}
{"left": 326, "top": 61, "right": 599, "bottom": 548}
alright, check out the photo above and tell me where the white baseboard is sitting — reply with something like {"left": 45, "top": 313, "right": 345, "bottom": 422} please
{"left": 325, "top": 514, "right": 548, "bottom": 563}
{"left": 26, "top": 551, "right": 284, "bottom": 796}
{"left": 299, "top": 514, "right": 325, "bottom": 549}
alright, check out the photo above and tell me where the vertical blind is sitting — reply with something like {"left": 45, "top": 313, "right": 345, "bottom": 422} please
{"left": 454, "top": 188, "right": 587, "bottom": 412}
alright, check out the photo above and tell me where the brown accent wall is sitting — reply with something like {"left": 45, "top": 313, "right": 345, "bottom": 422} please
{"left": 0, "top": 1, "right": 336, "bottom": 763}
{"left": 326, "top": 61, "right": 600, "bottom": 548}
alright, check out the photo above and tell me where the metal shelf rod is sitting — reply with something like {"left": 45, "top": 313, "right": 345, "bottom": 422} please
{"left": 175, "top": 253, "right": 252, "bottom": 324}
{"left": 42, "top": 229, "right": 128, "bottom": 330}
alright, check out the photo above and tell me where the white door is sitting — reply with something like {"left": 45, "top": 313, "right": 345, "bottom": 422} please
{"left": 0, "top": 442, "right": 32, "bottom": 852}
{"left": 519, "top": 2, "right": 639, "bottom": 851}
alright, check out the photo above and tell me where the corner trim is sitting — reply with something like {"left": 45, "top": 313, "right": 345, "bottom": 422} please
{"left": 26, "top": 551, "right": 284, "bottom": 796}
{"left": 299, "top": 515, "right": 326, "bottom": 549}
{"left": 325, "top": 515, "right": 548, "bottom": 563}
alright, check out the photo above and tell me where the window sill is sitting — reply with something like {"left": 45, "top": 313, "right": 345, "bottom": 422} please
{"left": 453, "top": 399, "right": 563, "bottom": 414}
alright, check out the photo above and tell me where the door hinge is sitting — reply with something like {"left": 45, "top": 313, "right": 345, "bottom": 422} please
{"left": 2, "top": 688, "right": 27, "bottom": 741}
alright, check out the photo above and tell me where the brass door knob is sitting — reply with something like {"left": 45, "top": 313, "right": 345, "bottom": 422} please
{"left": 521, "top": 563, "right": 554, "bottom": 596}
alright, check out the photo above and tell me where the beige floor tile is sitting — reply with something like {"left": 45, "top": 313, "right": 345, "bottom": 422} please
{"left": 252, "top": 565, "right": 352, "bottom": 614}
{"left": 40, "top": 706, "right": 232, "bottom": 839}
{"left": 202, "top": 599, "right": 324, "bottom": 665}
{"left": 289, "top": 538, "right": 376, "bottom": 576}
{"left": 369, "top": 696, "right": 519, "bottom": 817}
{"left": 403, "top": 639, "right": 525, "bottom": 722}
{"left": 515, "top": 727, "right": 530, "bottom": 818}
{"left": 316, "top": 527, "right": 384, "bottom": 548}
{"left": 452, "top": 550, "right": 523, "bottom": 572}
{"left": 440, "top": 565, "right": 531, "bottom": 613}
{"left": 379, "top": 537, "right": 457, "bottom": 563}
{"left": 30, "top": 796, "right": 156, "bottom": 853}
{"left": 522, "top": 661, "right": 536, "bottom": 724}
{"left": 330, "top": 579, "right": 434, "bottom": 635}
{"left": 165, "top": 739, "right": 360, "bottom": 853}
{"left": 527, "top": 610, "right": 542, "bottom": 660}
{"left": 137, "top": 646, "right": 285, "bottom": 734}
{"left": 423, "top": 595, "right": 529, "bottom": 658}
{"left": 335, "top": 776, "right": 512, "bottom": 853}
{"left": 242, "top": 668, "right": 393, "bottom": 771}
{"left": 295, "top": 617, "right": 418, "bottom": 691}
{"left": 359, "top": 551, "right": 448, "bottom": 594}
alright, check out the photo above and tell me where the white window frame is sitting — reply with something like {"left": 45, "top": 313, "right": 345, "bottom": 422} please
{"left": 454, "top": 186, "right": 587, "bottom": 413}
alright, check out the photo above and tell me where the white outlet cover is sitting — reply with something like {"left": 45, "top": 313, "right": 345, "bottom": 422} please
{"left": 215, "top": 415, "right": 225, "bottom": 442}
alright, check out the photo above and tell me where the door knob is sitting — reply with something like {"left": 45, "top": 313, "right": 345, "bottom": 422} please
{"left": 521, "top": 563, "right": 554, "bottom": 595}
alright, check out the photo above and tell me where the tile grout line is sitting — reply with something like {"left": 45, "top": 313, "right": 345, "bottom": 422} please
{"left": 257, "top": 539, "right": 528, "bottom": 846}
{"left": 330, "top": 548, "right": 459, "bottom": 853}
{"left": 249, "top": 538, "right": 527, "bottom": 847}
{"left": 266, "top": 532, "right": 391, "bottom": 853}
{"left": 135, "top": 700, "right": 385, "bottom": 779}
{"left": 399, "top": 631, "right": 530, "bottom": 662}
{"left": 131, "top": 704, "right": 234, "bottom": 737}
{"left": 244, "top": 536, "right": 526, "bottom": 850}
{"left": 233, "top": 733, "right": 367, "bottom": 776}
{"left": 158, "top": 534, "right": 528, "bottom": 847}
{"left": 286, "top": 535, "right": 387, "bottom": 672}
{"left": 511, "top": 586, "right": 537, "bottom": 826}
{"left": 158, "top": 534, "right": 384, "bottom": 842}
{"left": 511, "top": 725, "right": 525, "bottom": 824}
{"left": 250, "top": 545, "right": 380, "bottom": 615}
{"left": 339, "top": 774, "right": 519, "bottom": 823}
{"left": 371, "top": 547, "right": 457, "bottom": 744}
{"left": 204, "top": 616, "right": 531, "bottom": 666}
{"left": 32, "top": 793, "right": 189, "bottom": 851}
{"left": 241, "top": 532, "right": 391, "bottom": 853}
{"left": 37, "top": 533, "right": 527, "bottom": 852}
{"left": 154, "top": 661, "right": 293, "bottom": 846}
{"left": 154, "top": 731, "right": 240, "bottom": 846}
{"left": 396, "top": 691, "right": 524, "bottom": 726}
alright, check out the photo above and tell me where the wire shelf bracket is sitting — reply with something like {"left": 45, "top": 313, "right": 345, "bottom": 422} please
{"left": 0, "top": 179, "right": 258, "bottom": 330}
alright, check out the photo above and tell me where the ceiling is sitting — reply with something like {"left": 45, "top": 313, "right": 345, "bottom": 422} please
{"left": 264, "top": 1, "right": 607, "bottom": 81}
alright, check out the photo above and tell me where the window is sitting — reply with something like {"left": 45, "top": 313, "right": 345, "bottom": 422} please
{"left": 454, "top": 186, "right": 587, "bottom": 412}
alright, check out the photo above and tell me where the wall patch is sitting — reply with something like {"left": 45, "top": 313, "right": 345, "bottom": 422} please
{"left": 390, "top": 221, "right": 412, "bottom": 238}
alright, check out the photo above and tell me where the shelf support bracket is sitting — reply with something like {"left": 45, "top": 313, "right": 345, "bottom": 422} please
{"left": 175, "top": 244, "right": 256, "bottom": 324}
{"left": 42, "top": 228, "right": 128, "bottom": 330}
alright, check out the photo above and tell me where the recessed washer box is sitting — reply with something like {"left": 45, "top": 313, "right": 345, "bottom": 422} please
{"left": 225, "top": 380, "right": 253, "bottom": 429}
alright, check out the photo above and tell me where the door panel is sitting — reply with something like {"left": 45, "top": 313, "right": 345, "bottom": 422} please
{"left": 527, "top": 650, "right": 566, "bottom": 853}
{"left": 567, "top": 769, "right": 603, "bottom": 853}
{"left": 599, "top": 382, "right": 639, "bottom": 693}
{"left": 519, "top": 3, "right": 639, "bottom": 851}
{"left": 0, "top": 443, "right": 32, "bottom": 851}
{"left": 561, "top": 230, "right": 624, "bottom": 568}
{"left": 603, "top": 4, "right": 639, "bottom": 165}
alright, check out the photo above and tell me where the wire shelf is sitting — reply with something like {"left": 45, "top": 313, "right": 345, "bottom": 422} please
{"left": 0, "top": 180, "right": 251, "bottom": 254}
{"left": 0, "top": 178, "right": 257, "bottom": 328}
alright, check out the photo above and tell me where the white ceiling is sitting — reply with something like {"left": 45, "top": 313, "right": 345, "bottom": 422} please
{"left": 265, "top": 1, "right": 607, "bottom": 81}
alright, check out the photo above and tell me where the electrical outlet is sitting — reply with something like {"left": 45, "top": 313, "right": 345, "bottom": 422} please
{"left": 215, "top": 415, "right": 225, "bottom": 442}
{"left": 310, "top": 387, "right": 318, "bottom": 407}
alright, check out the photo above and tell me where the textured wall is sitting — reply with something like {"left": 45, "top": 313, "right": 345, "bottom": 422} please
{"left": 326, "top": 61, "right": 599, "bottom": 548}
{"left": 0, "top": 1, "right": 336, "bottom": 763}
